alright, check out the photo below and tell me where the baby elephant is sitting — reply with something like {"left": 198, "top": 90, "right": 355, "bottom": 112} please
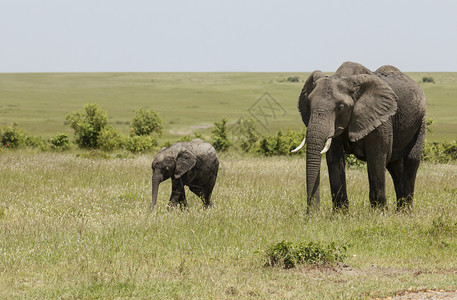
{"left": 150, "top": 139, "right": 219, "bottom": 210}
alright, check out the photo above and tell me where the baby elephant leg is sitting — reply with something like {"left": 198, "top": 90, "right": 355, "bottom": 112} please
{"left": 189, "top": 183, "right": 213, "bottom": 207}
{"left": 169, "top": 178, "right": 187, "bottom": 208}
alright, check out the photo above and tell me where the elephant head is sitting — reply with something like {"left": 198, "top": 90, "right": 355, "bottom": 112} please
{"left": 150, "top": 146, "right": 197, "bottom": 210}
{"left": 294, "top": 65, "right": 398, "bottom": 211}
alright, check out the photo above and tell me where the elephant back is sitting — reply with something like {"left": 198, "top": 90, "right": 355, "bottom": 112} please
{"left": 334, "top": 61, "right": 373, "bottom": 78}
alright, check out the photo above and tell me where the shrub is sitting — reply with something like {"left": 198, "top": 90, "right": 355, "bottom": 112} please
{"left": 50, "top": 133, "right": 71, "bottom": 151}
{"left": 97, "top": 127, "right": 124, "bottom": 152}
{"left": 0, "top": 125, "right": 26, "bottom": 148}
{"left": 265, "top": 240, "right": 348, "bottom": 269}
{"left": 25, "top": 135, "right": 49, "bottom": 150}
{"left": 254, "top": 130, "right": 305, "bottom": 156}
{"left": 231, "top": 118, "right": 258, "bottom": 153}
{"left": 422, "top": 76, "right": 435, "bottom": 83}
{"left": 125, "top": 135, "right": 157, "bottom": 153}
{"left": 286, "top": 76, "right": 300, "bottom": 82}
{"left": 422, "top": 140, "right": 457, "bottom": 163}
{"left": 130, "top": 109, "right": 162, "bottom": 137}
{"left": 426, "top": 118, "right": 434, "bottom": 133}
{"left": 345, "top": 154, "right": 366, "bottom": 168}
{"left": 211, "top": 118, "right": 231, "bottom": 152}
{"left": 66, "top": 103, "right": 108, "bottom": 148}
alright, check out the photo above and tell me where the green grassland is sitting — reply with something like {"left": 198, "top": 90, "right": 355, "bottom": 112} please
{"left": 1, "top": 72, "right": 457, "bottom": 298}
{"left": 0, "top": 152, "right": 456, "bottom": 298}
{"left": 1, "top": 72, "right": 456, "bottom": 141}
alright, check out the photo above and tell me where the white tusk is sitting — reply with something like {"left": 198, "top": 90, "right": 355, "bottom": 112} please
{"left": 320, "top": 138, "right": 332, "bottom": 154}
{"left": 291, "top": 136, "right": 306, "bottom": 153}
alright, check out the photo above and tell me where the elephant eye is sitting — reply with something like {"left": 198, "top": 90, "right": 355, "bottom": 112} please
{"left": 337, "top": 104, "right": 345, "bottom": 111}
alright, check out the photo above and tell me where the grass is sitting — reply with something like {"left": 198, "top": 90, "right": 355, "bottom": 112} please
{"left": 0, "top": 71, "right": 456, "bottom": 298}
{"left": 1, "top": 150, "right": 456, "bottom": 298}
{"left": 1, "top": 72, "right": 456, "bottom": 141}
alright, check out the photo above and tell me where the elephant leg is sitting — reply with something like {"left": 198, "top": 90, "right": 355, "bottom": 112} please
{"left": 202, "top": 175, "right": 217, "bottom": 207}
{"left": 188, "top": 182, "right": 213, "bottom": 207}
{"left": 201, "top": 190, "right": 213, "bottom": 207}
{"left": 399, "top": 156, "right": 420, "bottom": 210}
{"left": 399, "top": 119, "right": 425, "bottom": 210}
{"left": 387, "top": 159, "right": 404, "bottom": 205}
{"left": 169, "top": 178, "right": 187, "bottom": 207}
{"left": 367, "top": 161, "right": 387, "bottom": 208}
{"left": 202, "top": 184, "right": 215, "bottom": 207}
{"left": 387, "top": 156, "right": 419, "bottom": 211}
{"left": 365, "top": 135, "right": 389, "bottom": 209}
{"left": 325, "top": 136, "right": 348, "bottom": 212}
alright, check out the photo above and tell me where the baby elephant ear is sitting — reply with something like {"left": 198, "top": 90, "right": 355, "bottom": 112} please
{"left": 175, "top": 150, "right": 197, "bottom": 179}
{"left": 346, "top": 74, "right": 398, "bottom": 142}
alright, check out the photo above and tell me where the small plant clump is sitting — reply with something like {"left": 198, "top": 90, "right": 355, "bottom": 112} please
{"left": 265, "top": 240, "right": 348, "bottom": 269}
{"left": 211, "top": 118, "right": 231, "bottom": 152}
{"left": 97, "top": 127, "right": 124, "bottom": 152}
{"left": 125, "top": 135, "right": 157, "bottom": 153}
{"left": 50, "top": 133, "right": 71, "bottom": 151}
{"left": 130, "top": 109, "right": 162, "bottom": 137}
{"left": 254, "top": 130, "right": 305, "bottom": 156}
{"left": 422, "top": 76, "right": 435, "bottom": 83}
{"left": 0, "top": 124, "right": 26, "bottom": 148}
{"left": 422, "top": 140, "right": 457, "bottom": 163}
{"left": 345, "top": 154, "right": 366, "bottom": 168}
{"left": 235, "top": 118, "right": 258, "bottom": 152}
{"left": 286, "top": 76, "right": 300, "bottom": 82}
{"left": 66, "top": 103, "right": 108, "bottom": 149}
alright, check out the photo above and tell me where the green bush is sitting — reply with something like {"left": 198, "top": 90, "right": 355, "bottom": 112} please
{"left": 422, "top": 76, "right": 435, "bottom": 83}
{"left": 345, "top": 154, "right": 366, "bottom": 168}
{"left": 66, "top": 103, "right": 108, "bottom": 148}
{"left": 97, "top": 127, "right": 124, "bottom": 152}
{"left": 254, "top": 130, "right": 305, "bottom": 156}
{"left": 422, "top": 140, "right": 457, "bottom": 163}
{"left": 211, "top": 118, "right": 231, "bottom": 152}
{"left": 426, "top": 118, "right": 434, "bottom": 133}
{"left": 286, "top": 76, "right": 300, "bottom": 82}
{"left": 25, "top": 135, "right": 49, "bottom": 150}
{"left": 50, "top": 133, "right": 71, "bottom": 151}
{"left": 130, "top": 109, "right": 162, "bottom": 137}
{"left": 265, "top": 240, "right": 347, "bottom": 269}
{"left": 233, "top": 118, "right": 258, "bottom": 152}
{"left": 0, "top": 125, "right": 26, "bottom": 148}
{"left": 125, "top": 135, "right": 157, "bottom": 153}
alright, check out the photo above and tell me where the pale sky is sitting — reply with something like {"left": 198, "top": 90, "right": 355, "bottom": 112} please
{"left": 1, "top": 0, "right": 456, "bottom": 72}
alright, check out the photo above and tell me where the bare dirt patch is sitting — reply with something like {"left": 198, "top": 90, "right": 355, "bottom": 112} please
{"left": 292, "top": 264, "right": 457, "bottom": 299}
{"left": 382, "top": 289, "right": 457, "bottom": 299}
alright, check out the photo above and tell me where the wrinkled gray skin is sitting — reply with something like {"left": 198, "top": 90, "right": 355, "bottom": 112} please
{"left": 150, "top": 139, "right": 219, "bottom": 210}
{"left": 297, "top": 62, "right": 426, "bottom": 212}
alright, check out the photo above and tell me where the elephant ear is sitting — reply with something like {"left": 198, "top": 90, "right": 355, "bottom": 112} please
{"left": 346, "top": 74, "right": 398, "bottom": 142}
{"left": 174, "top": 150, "right": 197, "bottom": 179}
{"left": 298, "top": 70, "right": 326, "bottom": 126}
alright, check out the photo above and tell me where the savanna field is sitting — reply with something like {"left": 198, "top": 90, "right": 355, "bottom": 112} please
{"left": 1, "top": 73, "right": 457, "bottom": 298}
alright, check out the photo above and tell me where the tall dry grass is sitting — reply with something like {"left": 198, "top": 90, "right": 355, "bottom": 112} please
{"left": 1, "top": 151, "right": 456, "bottom": 298}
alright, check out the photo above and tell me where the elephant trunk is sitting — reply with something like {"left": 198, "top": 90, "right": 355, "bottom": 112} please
{"left": 305, "top": 126, "right": 328, "bottom": 213}
{"left": 150, "top": 174, "right": 163, "bottom": 210}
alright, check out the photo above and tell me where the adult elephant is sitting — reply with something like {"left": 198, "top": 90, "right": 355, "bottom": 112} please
{"left": 292, "top": 62, "right": 426, "bottom": 212}
{"left": 150, "top": 139, "right": 219, "bottom": 210}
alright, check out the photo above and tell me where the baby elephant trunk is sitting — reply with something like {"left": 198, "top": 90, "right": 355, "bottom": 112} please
{"left": 150, "top": 175, "right": 162, "bottom": 210}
